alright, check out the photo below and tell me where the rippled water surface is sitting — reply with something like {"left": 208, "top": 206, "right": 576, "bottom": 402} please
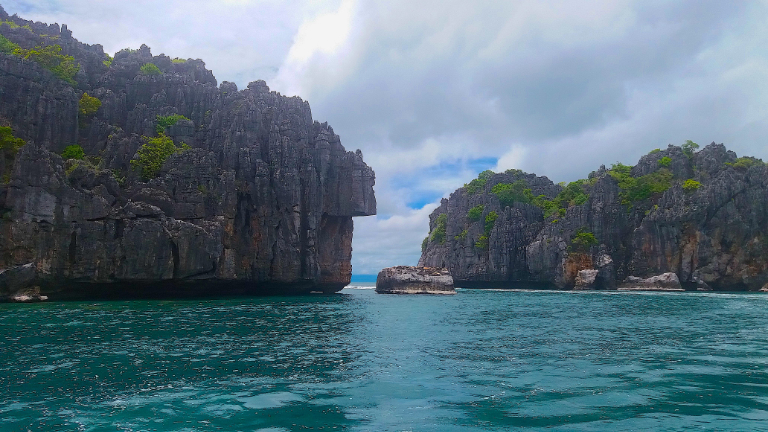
{"left": 2, "top": 287, "right": 768, "bottom": 431}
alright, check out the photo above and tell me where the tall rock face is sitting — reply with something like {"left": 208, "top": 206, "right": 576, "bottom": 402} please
{"left": 0, "top": 9, "right": 375, "bottom": 300}
{"left": 420, "top": 143, "right": 768, "bottom": 291}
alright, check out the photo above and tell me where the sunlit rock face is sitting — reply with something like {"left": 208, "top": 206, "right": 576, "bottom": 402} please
{"left": 0, "top": 8, "right": 375, "bottom": 300}
{"left": 421, "top": 142, "right": 768, "bottom": 291}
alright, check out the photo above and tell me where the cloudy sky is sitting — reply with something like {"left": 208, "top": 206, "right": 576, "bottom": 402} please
{"left": 5, "top": 0, "right": 768, "bottom": 275}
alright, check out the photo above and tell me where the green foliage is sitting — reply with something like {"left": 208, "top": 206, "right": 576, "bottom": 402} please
{"left": 475, "top": 235, "right": 488, "bottom": 249}
{"left": 430, "top": 213, "right": 448, "bottom": 244}
{"left": 1, "top": 127, "right": 26, "bottom": 183}
{"left": 609, "top": 163, "right": 673, "bottom": 204}
{"left": 726, "top": 157, "right": 764, "bottom": 172}
{"left": 658, "top": 156, "right": 672, "bottom": 167}
{"left": 130, "top": 133, "right": 190, "bottom": 180}
{"left": 140, "top": 62, "right": 162, "bottom": 75}
{"left": 421, "top": 236, "right": 429, "bottom": 252}
{"left": 682, "top": 179, "right": 701, "bottom": 192}
{"left": 467, "top": 205, "right": 484, "bottom": 222}
{"left": 484, "top": 211, "right": 498, "bottom": 235}
{"left": 155, "top": 114, "right": 190, "bottom": 134}
{"left": 102, "top": 53, "right": 113, "bottom": 67}
{"left": 172, "top": 57, "right": 187, "bottom": 64}
{"left": 474, "top": 211, "right": 499, "bottom": 248}
{"left": 649, "top": 148, "right": 661, "bottom": 154}
{"left": 13, "top": 44, "right": 79, "bottom": 84}
{"left": 570, "top": 228, "right": 597, "bottom": 252}
{"left": 79, "top": 93, "right": 101, "bottom": 118}
{"left": 682, "top": 140, "right": 699, "bottom": 158}
{"left": 464, "top": 170, "right": 495, "bottom": 194}
{"left": 492, "top": 180, "right": 533, "bottom": 207}
{"left": 0, "top": 34, "right": 19, "bottom": 54}
{"left": 455, "top": 229, "right": 467, "bottom": 241}
{"left": 0, "top": 20, "right": 20, "bottom": 29}
{"left": 61, "top": 144, "right": 85, "bottom": 160}
{"left": 530, "top": 180, "right": 589, "bottom": 219}
{"left": 0, "top": 126, "right": 25, "bottom": 155}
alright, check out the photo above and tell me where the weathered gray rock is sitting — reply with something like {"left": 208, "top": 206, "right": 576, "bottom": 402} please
{"left": 0, "top": 11, "right": 376, "bottom": 300}
{"left": 376, "top": 266, "right": 455, "bottom": 295}
{"left": 421, "top": 143, "right": 768, "bottom": 291}
{"left": 574, "top": 270, "right": 599, "bottom": 290}
{"left": 618, "top": 273, "right": 683, "bottom": 291}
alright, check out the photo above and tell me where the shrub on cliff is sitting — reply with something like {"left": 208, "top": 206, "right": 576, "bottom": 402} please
{"left": 726, "top": 157, "right": 764, "bottom": 172}
{"left": 609, "top": 163, "right": 672, "bottom": 204}
{"left": 467, "top": 205, "right": 484, "bottom": 222}
{"left": 12, "top": 44, "right": 79, "bottom": 84}
{"left": 530, "top": 180, "right": 588, "bottom": 219}
{"left": 465, "top": 170, "right": 494, "bottom": 194}
{"left": 492, "top": 180, "right": 533, "bottom": 207}
{"left": 682, "top": 179, "right": 701, "bottom": 192}
{"left": 1, "top": 127, "right": 26, "bottom": 182}
{"left": 570, "top": 228, "right": 597, "bottom": 252}
{"left": 155, "top": 114, "right": 190, "bottom": 134}
{"left": 658, "top": 156, "right": 672, "bottom": 167}
{"left": 131, "top": 134, "right": 190, "bottom": 180}
{"left": 79, "top": 93, "right": 101, "bottom": 118}
{"left": 682, "top": 140, "right": 699, "bottom": 158}
{"left": 140, "top": 63, "right": 162, "bottom": 75}
{"left": 0, "top": 34, "right": 19, "bottom": 54}
{"left": 475, "top": 212, "right": 498, "bottom": 249}
{"left": 61, "top": 145, "right": 85, "bottom": 160}
{"left": 430, "top": 213, "right": 448, "bottom": 244}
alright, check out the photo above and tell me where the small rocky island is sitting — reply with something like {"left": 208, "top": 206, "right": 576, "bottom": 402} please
{"left": 375, "top": 266, "right": 455, "bottom": 295}
{"left": 0, "top": 8, "right": 375, "bottom": 301}
{"left": 420, "top": 142, "right": 768, "bottom": 291}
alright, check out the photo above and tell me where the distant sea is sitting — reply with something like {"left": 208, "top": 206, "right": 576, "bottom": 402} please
{"left": 2, "top": 287, "right": 768, "bottom": 431}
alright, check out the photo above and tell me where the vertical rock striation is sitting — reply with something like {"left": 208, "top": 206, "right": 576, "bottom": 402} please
{"left": 421, "top": 143, "right": 768, "bottom": 291}
{"left": 0, "top": 9, "right": 375, "bottom": 300}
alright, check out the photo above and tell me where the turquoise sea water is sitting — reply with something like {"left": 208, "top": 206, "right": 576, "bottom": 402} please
{"left": 2, "top": 286, "right": 768, "bottom": 431}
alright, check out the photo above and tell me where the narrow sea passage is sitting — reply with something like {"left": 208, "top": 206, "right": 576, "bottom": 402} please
{"left": 2, "top": 287, "right": 768, "bottom": 431}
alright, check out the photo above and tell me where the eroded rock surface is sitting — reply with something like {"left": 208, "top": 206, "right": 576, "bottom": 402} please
{"left": 420, "top": 143, "right": 768, "bottom": 291}
{"left": 376, "top": 266, "right": 455, "bottom": 295}
{"left": 0, "top": 9, "right": 375, "bottom": 300}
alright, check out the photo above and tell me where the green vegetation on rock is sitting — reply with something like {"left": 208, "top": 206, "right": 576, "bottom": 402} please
{"left": 430, "top": 213, "right": 448, "bottom": 244}
{"left": 1, "top": 127, "right": 26, "bottom": 182}
{"left": 492, "top": 180, "right": 533, "bottom": 207}
{"left": 530, "top": 180, "right": 589, "bottom": 219}
{"left": 467, "top": 205, "right": 484, "bottom": 222}
{"left": 422, "top": 236, "right": 429, "bottom": 252}
{"left": 649, "top": 148, "right": 661, "bottom": 154}
{"left": 682, "top": 140, "right": 699, "bottom": 158}
{"left": 155, "top": 114, "right": 190, "bottom": 134}
{"left": 570, "top": 228, "right": 597, "bottom": 252}
{"left": 465, "top": 170, "right": 494, "bottom": 194}
{"left": 61, "top": 144, "right": 85, "bottom": 160}
{"left": 609, "top": 163, "right": 672, "bottom": 205}
{"left": 475, "top": 211, "right": 498, "bottom": 249}
{"left": 682, "top": 179, "right": 701, "bottom": 192}
{"left": 726, "top": 157, "right": 764, "bottom": 172}
{"left": 79, "top": 93, "right": 101, "bottom": 118}
{"left": 13, "top": 44, "right": 79, "bottom": 84}
{"left": 140, "top": 62, "right": 162, "bottom": 75}
{"left": 658, "top": 156, "right": 672, "bottom": 167}
{"left": 131, "top": 133, "right": 190, "bottom": 180}
{"left": 455, "top": 229, "right": 467, "bottom": 241}
{"left": 102, "top": 54, "right": 112, "bottom": 67}
{"left": 0, "top": 34, "right": 19, "bottom": 54}
{"left": 172, "top": 58, "right": 186, "bottom": 64}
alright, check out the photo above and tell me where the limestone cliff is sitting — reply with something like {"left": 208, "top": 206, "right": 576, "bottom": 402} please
{"left": 0, "top": 8, "right": 376, "bottom": 300}
{"left": 420, "top": 143, "right": 768, "bottom": 291}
